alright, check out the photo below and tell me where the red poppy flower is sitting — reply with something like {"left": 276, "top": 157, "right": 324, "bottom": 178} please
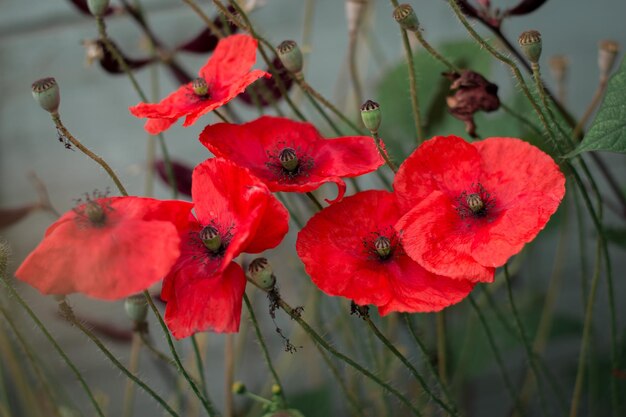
{"left": 161, "top": 158, "right": 289, "bottom": 338}
{"left": 129, "top": 34, "right": 270, "bottom": 135}
{"left": 15, "top": 196, "right": 192, "bottom": 300}
{"left": 199, "top": 116, "right": 384, "bottom": 203}
{"left": 296, "top": 190, "right": 474, "bottom": 314}
{"left": 394, "top": 135, "right": 565, "bottom": 282}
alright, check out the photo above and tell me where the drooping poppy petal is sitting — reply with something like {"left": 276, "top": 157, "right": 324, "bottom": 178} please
{"left": 199, "top": 116, "right": 384, "bottom": 204}
{"left": 394, "top": 135, "right": 565, "bottom": 279}
{"left": 161, "top": 158, "right": 289, "bottom": 338}
{"left": 16, "top": 197, "right": 193, "bottom": 300}
{"left": 297, "top": 190, "right": 475, "bottom": 314}
{"left": 129, "top": 34, "right": 270, "bottom": 135}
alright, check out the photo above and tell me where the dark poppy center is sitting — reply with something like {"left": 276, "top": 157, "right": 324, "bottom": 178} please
{"left": 362, "top": 227, "right": 401, "bottom": 262}
{"left": 278, "top": 147, "right": 299, "bottom": 172}
{"left": 456, "top": 183, "right": 494, "bottom": 219}
{"left": 199, "top": 225, "right": 221, "bottom": 252}
{"left": 192, "top": 78, "right": 209, "bottom": 97}
{"left": 84, "top": 201, "right": 106, "bottom": 225}
{"left": 374, "top": 236, "right": 392, "bottom": 259}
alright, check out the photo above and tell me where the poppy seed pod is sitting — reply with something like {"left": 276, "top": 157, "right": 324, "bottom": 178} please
{"left": 124, "top": 294, "right": 148, "bottom": 323}
{"left": 518, "top": 30, "right": 542, "bottom": 64}
{"left": 247, "top": 257, "right": 276, "bottom": 290}
{"left": 31, "top": 77, "right": 60, "bottom": 114}
{"left": 277, "top": 40, "right": 303, "bottom": 75}
{"left": 393, "top": 4, "right": 419, "bottom": 32}
{"left": 87, "top": 0, "right": 110, "bottom": 17}
{"left": 360, "top": 100, "right": 382, "bottom": 133}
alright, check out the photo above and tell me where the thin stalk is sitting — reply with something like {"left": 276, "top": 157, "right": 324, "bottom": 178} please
{"left": 306, "top": 192, "right": 324, "bottom": 211}
{"left": 568, "top": 240, "right": 602, "bottom": 417}
{"left": 59, "top": 300, "right": 179, "bottom": 417}
{"left": 213, "top": 109, "right": 230, "bottom": 123}
{"left": 468, "top": 294, "right": 524, "bottom": 415}
{"left": 372, "top": 132, "right": 397, "bottom": 173}
{"left": 139, "top": 332, "right": 179, "bottom": 368}
{"left": 435, "top": 312, "right": 448, "bottom": 386}
{"left": 51, "top": 113, "right": 128, "bottom": 196}
{"left": 397, "top": 29, "right": 424, "bottom": 143}
{"left": 364, "top": 316, "right": 458, "bottom": 416}
{"left": 503, "top": 265, "right": 550, "bottom": 417}
{"left": 413, "top": 30, "right": 457, "bottom": 72}
{"left": 347, "top": 1, "right": 366, "bottom": 116}
{"left": 304, "top": 90, "right": 345, "bottom": 136}
{"left": 181, "top": 0, "right": 224, "bottom": 37}
{"left": 191, "top": 334, "right": 209, "bottom": 400}
{"left": 143, "top": 291, "right": 220, "bottom": 416}
{"left": 0, "top": 280, "right": 105, "bottom": 417}
{"left": 317, "top": 347, "right": 365, "bottom": 417}
{"left": 243, "top": 293, "right": 287, "bottom": 406}
{"left": 122, "top": 332, "right": 142, "bottom": 417}
{"left": 572, "top": 78, "right": 609, "bottom": 140}
{"left": 225, "top": 334, "right": 234, "bottom": 417}
{"left": 500, "top": 103, "right": 542, "bottom": 136}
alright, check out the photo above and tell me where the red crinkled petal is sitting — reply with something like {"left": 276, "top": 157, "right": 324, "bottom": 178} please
{"left": 298, "top": 190, "right": 475, "bottom": 311}
{"left": 163, "top": 261, "right": 246, "bottom": 339}
{"left": 199, "top": 116, "right": 377, "bottom": 202}
{"left": 129, "top": 86, "right": 205, "bottom": 120}
{"left": 145, "top": 117, "right": 178, "bottom": 135}
{"left": 396, "top": 191, "right": 495, "bottom": 282}
{"left": 394, "top": 135, "right": 481, "bottom": 213}
{"left": 191, "top": 158, "right": 285, "bottom": 264}
{"left": 378, "top": 254, "right": 475, "bottom": 315}
{"left": 200, "top": 34, "right": 261, "bottom": 89}
{"left": 243, "top": 194, "right": 290, "bottom": 254}
{"left": 469, "top": 137, "right": 566, "bottom": 266}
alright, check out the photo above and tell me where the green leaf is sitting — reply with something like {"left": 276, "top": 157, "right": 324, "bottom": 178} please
{"left": 569, "top": 56, "right": 626, "bottom": 156}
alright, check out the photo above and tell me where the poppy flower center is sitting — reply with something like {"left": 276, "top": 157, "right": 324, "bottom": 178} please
{"left": 374, "top": 236, "right": 392, "bottom": 259}
{"left": 192, "top": 78, "right": 209, "bottom": 97}
{"left": 84, "top": 201, "right": 106, "bottom": 225}
{"left": 278, "top": 147, "right": 299, "bottom": 172}
{"left": 362, "top": 227, "right": 401, "bottom": 262}
{"left": 456, "top": 183, "right": 495, "bottom": 219}
{"left": 199, "top": 225, "right": 222, "bottom": 252}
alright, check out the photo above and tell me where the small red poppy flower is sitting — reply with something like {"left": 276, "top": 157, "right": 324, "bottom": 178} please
{"left": 161, "top": 158, "right": 289, "bottom": 339}
{"left": 129, "top": 34, "right": 270, "bottom": 135}
{"left": 199, "top": 116, "right": 384, "bottom": 203}
{"left": 15, "top": 196, "right": 193, "bottom": 300}
{"left": 394, "top": 135, "right": 565, "bottom": 282}
{"left": 296, "top": 190, "right": 475, "bottom": 314}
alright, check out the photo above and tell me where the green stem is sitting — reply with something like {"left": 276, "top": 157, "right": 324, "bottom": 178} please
{"left": 52, "top": 113, "right": 128, "bottom": 196}
{"left": 413, "top": 30, "right": 457, "bottom": 72}
{"left": 306, "top": 192, "right": 324, "bottom": 211}
{"left": 397, "top": 28, "right": 424, "bottom": 143}
{"left": 503, "top": 265, "right": 551, "bottom": 417}
{"left": 372, "top": 132, "right": 397, "bottom": 173}
{"left": 143, "top": 291, "right": 220, "bottom": 416}
{"left": 435, "top": 312, "right": 448, "bottom": 386}
{"left": 191, "top": 334, "right": 209, "bottom": 400}
{"left": 0, "top": 280, "right": 105, "bottom": 417}
{"left": 243, "top": 293, "right": 287, "bottom": 406}
{"left": 122, "top": 332, "right": 142, "bottom": 417}
{"left": 304, "top": 90, "right": 345, "bottom": 136}
{"left": 364, "top": 316, "right": 457, "bottom": 416}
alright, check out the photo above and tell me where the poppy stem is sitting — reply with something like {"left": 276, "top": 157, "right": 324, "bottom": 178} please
{"left": 347, "top": 2, "right": 366, "bottom": 120}
{"left": 364, "top": 315, "right": 459, "bottom": 416}
{"left": 50, "top": 113, "right": 129, "bottom": 196}
{"left": 191, "top": 334, "right": 210, "bottom": 401}
{"left": 306, "top": 192, "right": 324, "bottom": 211}
{"left": 243, "top": 293, "right": 287, "bottom": 407}
{"left": 467, "top": 295, "right": 525, "bottom": 415}
{"left": 213, "top": 109, "right": 230, "bottom": 123}
{"left": 372, "top": 132, "right": 398, "bottom": 174}
{"left": 435, "top": 312, "right": 448, "bottom": 385}
{"left": 181, "top": 0, "right": 225, "bottom": 38}
{"left": 95, "top": 16, "right": 179, "bottom": 199}
{"left": 122, "top": 332, "right": 142, "bottom": 417}
{"left": 502, "top": 265, "right": 551, "bottom": 417}
{"left": 0, "top": 253, "right": 106, "bottom": 417}
{"left": 142, "top": 291, "right": 221, "bottom": 416}
{"left": 413, "top": 30, "right": 458, "bottom": 73}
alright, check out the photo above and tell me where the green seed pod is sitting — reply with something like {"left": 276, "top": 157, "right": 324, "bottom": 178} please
{"left": 518, "top": 30, "right": 542, "bottom": 64}
{"left": 124, "top": 294, "right": 148, "bottom": 323}
{"left": 31, "top": 77, "right": 60, "bottom": 114}
{"left": 393, "top": 4, "right": 419, "bottom": 32}
{"left": 87, "top": 0, "right": 110, "bottom": 17}
{"left": 278, "top": 148, "right": 299, "bottom": 172}
{"left": 360, "top": 100, "right": 382, "bottom": 133}
{"left": 247, "top": 258, "right": 276, "bottom": 290}
{"left": 192, "top": 77, "right": 209, "bottom": 97}
{"left": 200, "top": 226, "right": 222, "bottom": 252}
{"left": 374, "top": 236, "right": 391, "bottom": 258}
{"left": 277, "top": 40, "right": 303, "bottom": 75}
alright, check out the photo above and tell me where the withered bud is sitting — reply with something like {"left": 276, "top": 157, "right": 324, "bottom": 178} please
{"left": 247, "top": 257, "right": 276, "bottom": 290}
{"left": 277, "top": 40, "right": 303, "bottom": 75}
{"left": 598, "top": 40, "right": 620, "bottom": 81}
{"left": 518, "top": 30, "right": 542, "bottom": 64}
{"left": 393, "top": 4, "right": 419, "bottom": 32}
{"left": 360, "top": 100, "right": 382, "bottom": 133}
{"left": 548, "top": 55, "right": 569, "bottom": 83}
{"left": 31, "top": 77, "right": 60, "bottom": 114}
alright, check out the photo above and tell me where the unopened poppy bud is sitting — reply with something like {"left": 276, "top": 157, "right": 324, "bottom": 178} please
{"left": 200, "top": 226, "right": 221, "bottom": 252}
{"left": 232, "top": 381, "right": 246, "bottom": 394}
{"left": 247, "top": 258, "right": 276, "bottom": 289}
{"left": 374, "top": 236, "right": 391, "bottom": 258}
{"left": 124, "top": 294, "right": 148, "bottom": 323}
{"left": 31, "top": 77, "right": 60, "bottom": 114}
{"left": 518, "top": 30, "right": 542, "bottom": 64}
{"left": 393, "top": 4, "right": 419, "bottom": 32}
{"left": 598, "top": 40, "right": 619, "bottom": 81}
{"left": 278, "top": 148, "right": 299, "bottom": 172}
{"left": 277, "top": 40, "right": 303, "bottom": 75}
{"left": 192, "top": 77, "right": 209, "bottom": 97}
{"left": 271, "top": 384, "right": 282, "bottom": 395}
{"left": 360, "top": 100, "right": 381, "bottom": 133}
{"left": 87, "top": 0, "right": 110, "bottom": 17}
